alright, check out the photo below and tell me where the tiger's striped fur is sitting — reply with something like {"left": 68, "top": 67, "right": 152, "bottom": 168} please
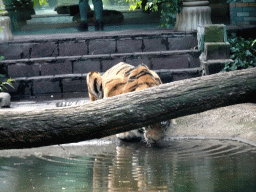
{"left": 87, "top": 62, "right": 170, "bottom": 143}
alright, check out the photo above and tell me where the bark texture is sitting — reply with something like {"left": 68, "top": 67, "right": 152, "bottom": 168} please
{"left": 1, "top": 67, "right": 256, "bottom": 149}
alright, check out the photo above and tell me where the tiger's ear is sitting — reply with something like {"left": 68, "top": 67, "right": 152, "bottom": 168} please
{"left": 87, "top": 72, "right": 103, "bottom": 101}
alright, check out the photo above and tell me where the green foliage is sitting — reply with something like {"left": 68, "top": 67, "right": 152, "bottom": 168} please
{"left": 127, "top": 0, "right": 142, "bottom": 10}
{"left": 0, "top": 76, "right": 14, "bottom": 92}
{"left": 160, "top": 0, "right": 182, "bottom": 28}
{"left": 37, "top": 0, "right": 48, "bottom": 6}
{"left": 223, "top": 33, "right": 256, "bottom": 72}
{"left": 0, "top": 56, "right": 14, "bottom": 92}
{"left": 127, "top": 0, "right": 183, "bottom": 28}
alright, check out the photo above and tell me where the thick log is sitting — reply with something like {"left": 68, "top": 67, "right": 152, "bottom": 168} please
{"left": 1, "top": 67, "right": 256, "bottom": 149}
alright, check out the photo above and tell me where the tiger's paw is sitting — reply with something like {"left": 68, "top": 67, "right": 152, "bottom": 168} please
{"left": 116, "top": 129, "right": 144, "bottom": 142}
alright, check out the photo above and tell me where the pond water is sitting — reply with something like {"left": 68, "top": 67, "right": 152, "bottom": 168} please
{"left": 0, "top": 139, "right": 256, "bottom": 192}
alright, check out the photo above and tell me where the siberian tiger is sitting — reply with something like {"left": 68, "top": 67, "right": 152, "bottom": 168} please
{"left": 87, "top": 62, "right": 171, "bottom": 144}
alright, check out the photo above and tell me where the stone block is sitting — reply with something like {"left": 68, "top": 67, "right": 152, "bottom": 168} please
{"left": 189, "top": 54, "right": 201, "bottom": 68}
{"left": 125, "top": 58, "right": 150, "bottom": 68}
{"left": 101, "top": 57, "right": 124, "bottom": 72}
{"left": 204, "top": 42, "right": 230, "bottom": 60}
{"left": 0, "top": 43, "right": 32, "bottom": 60}
{"left": 231, "top": 7, "right": 243, "bottom": 12}
{"left": 89, "top": 39, "right": 116, "bottom": 55}
{"left": 230, "top": 19, "right": 237, "bottom": 25}
{"left": 243, "top": 0, "right": 255, "bottom": 2}
{"left": 62, "top": 78, "right": 87, "bottom": 93}
{"left": 249, "top": 11, "right": 256, "bottom": 17}
{"left": 143, "top": 38, "right": 167, "bottom": 52}
{"left": 235, "top": 16, "right": 244, "bottom": 22}
{"left": 11, "top": 79, "right": 33, "bottom": 96}
{"left": 229, "top": 11, "right": 237, "bottom": 18}
{"left": 30, "top": 42, "right": 59, "bottom": 58}
{"left": 41, "top": 59, "right": 72, "bottom": 76}
{"left": 243, "top": 7, "right": 256, "bottom": 12}
{"left": 204, "top": 25, "right": 225, "bottom": 42}
{"left": 169, "top": 36, "right": 197, "bottom": 50}
{"left": 8, "top": 63, "right": 40, "bottom": 78}
{"left": 172, "top": 69, "right": 202, "bottom": 82}
{"left": 73, "top": 59, "right": 101, "bottom": 73}
{"left": 244, "top": 17, "right": 256, "bottom": 21}
{"left": 59, "top": 40, "right": 88, "bottom": 56}
{"left": 237, "top": 12, "right": 250, "bottom": 17}
{"left": 200, "top": 59, "right": 233, "bottom": 75}
{"left": 117, "top": 38, "right": 142, "bottom": 53}
{"left": 237, "top": 21, "right": 250, "bottom": 25}
{"left": 151, "top": 55, "right": 190, "bottom": 70}
{"left": 33, "top": 78, "right": 61, "bottom": 94}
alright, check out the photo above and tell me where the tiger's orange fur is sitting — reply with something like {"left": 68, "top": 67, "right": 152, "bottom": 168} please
{"left": 87, "top": 62, "right": 170, "bottom": 143}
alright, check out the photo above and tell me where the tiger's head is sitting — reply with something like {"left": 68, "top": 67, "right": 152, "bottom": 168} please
{"left": 143, "top": 121, "right": 171, "bottom": 144}
{"left": 87, "top": 62, "right": 171, "bottom": 144}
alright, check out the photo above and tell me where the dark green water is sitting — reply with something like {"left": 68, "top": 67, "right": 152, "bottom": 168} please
{"left": 0, "top": 139, "right": 256, "bottom": 192}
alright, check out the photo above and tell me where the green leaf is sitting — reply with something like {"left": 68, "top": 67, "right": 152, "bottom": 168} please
{"left": 252, "top": 39, "right": 256, "bottom": 47}
{"left": 245, "top": 50, "right": 252, "bottom": 56}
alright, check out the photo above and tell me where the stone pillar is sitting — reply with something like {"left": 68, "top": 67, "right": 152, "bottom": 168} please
{"left": 0, "top": 0, "right": 14, "bottom": 41}
{"left": 0, "top": 16, "right": 14, "bottom": 41}
{"left": 0, "top": 92, "right": 11, "bottom": 108}
{"left": 3, "top": 0, "right": 35, "bottom": 31}
{"left": 174, "top": 0, "right": 212, "bottom": 32}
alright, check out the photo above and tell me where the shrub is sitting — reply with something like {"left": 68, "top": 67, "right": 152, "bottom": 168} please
{"left": 0, "top": 75, "right": 14, "bottom": 92}
{"left": 223, "top": 33, "right": 256, "bottom": 72}
{"left": 128, "top": 0, "right": 183, "bottom": 28}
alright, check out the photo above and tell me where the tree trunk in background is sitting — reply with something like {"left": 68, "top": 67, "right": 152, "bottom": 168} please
{"left": 1, "top": 67, "right": 256, "bottom": 149}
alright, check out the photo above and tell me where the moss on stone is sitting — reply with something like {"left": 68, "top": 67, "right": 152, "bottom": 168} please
{"left": 204, "top": 25, "right": 225, "bottom": 42}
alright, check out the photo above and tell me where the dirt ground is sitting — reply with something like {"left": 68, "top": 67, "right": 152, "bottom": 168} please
{"left": 169, "top": 103, "right": 256, "bottom": 146}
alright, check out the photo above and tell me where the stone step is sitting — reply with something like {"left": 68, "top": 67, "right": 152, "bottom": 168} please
{"left": 200, "top": 59, "right": 233, "bottom": 75}
{"left": 9, "top": 68, "right": 202, "bottom": 101}
{"left": 0, "top": 29, "right": 198, "bottom": 60}
{"left": 204, "top": 42, "right": 230, "bottom": 60}
{"left": 0, "top": 50, "right": 201, "bottom": 78}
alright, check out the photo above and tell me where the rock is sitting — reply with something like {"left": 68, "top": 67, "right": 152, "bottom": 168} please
{"left": 0, "top": 92, "right": 11, "bottom": 108}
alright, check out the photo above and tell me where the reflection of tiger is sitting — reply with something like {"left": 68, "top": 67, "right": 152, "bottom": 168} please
{"left": 87, "top": 62, "right": 171, "bottom": 143}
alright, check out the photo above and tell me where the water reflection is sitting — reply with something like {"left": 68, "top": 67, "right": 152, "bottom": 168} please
{"left": 0, "top": 139, "right": 256, "bottom": 192}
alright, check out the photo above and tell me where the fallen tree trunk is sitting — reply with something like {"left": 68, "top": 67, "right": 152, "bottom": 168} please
{"left": 1, "top": 67, "right": 256, "bottom": 149}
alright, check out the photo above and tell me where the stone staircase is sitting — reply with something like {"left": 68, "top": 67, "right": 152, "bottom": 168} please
{"left": 0, "top": 29, "right": 202, "bottom": 100}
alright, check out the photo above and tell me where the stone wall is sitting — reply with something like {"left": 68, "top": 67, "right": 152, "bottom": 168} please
{"left": 230, "top": 1, "right": 256, "bottom": 25}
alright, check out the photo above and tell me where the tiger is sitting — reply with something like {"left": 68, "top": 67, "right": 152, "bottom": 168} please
{"left": 87, "top": 62, "right": 171, "bottom": 144}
